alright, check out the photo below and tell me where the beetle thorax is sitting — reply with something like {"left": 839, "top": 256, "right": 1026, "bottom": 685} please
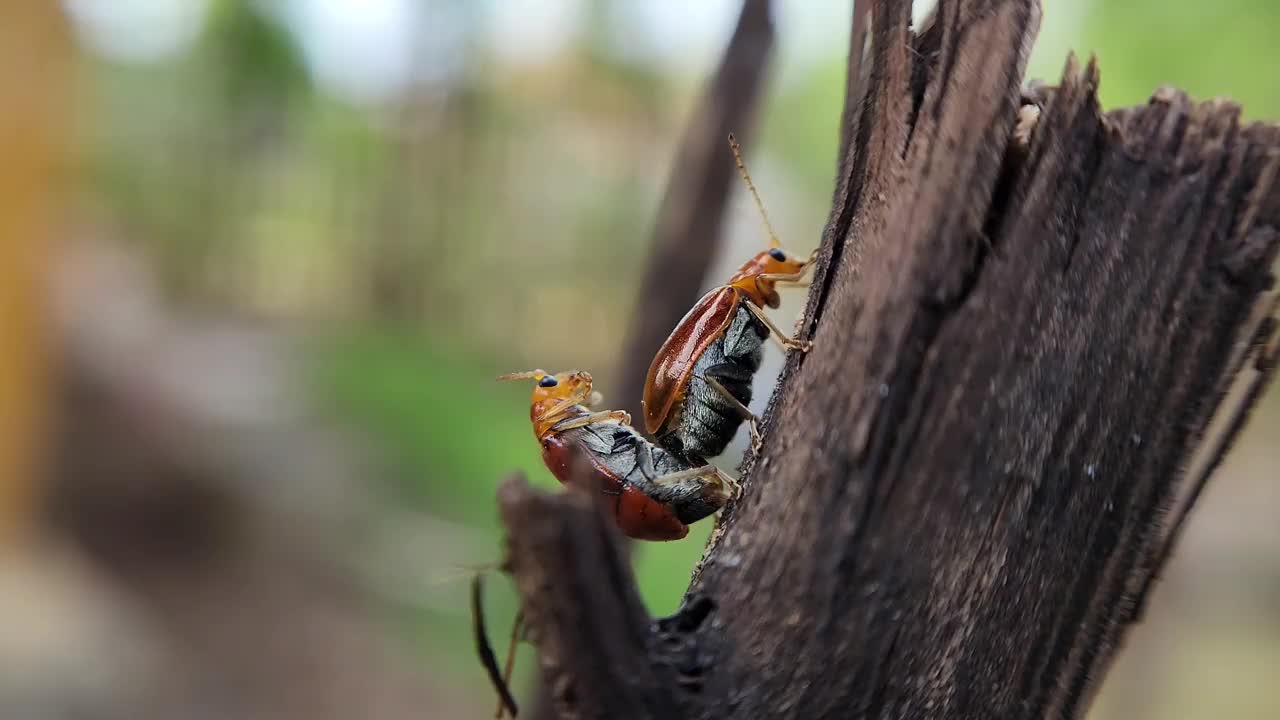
{"left": 725, "top": 249, "right": 807, "bottom": 308}
{"left": 531, "top": 400, "right": 586, "bottom": 440}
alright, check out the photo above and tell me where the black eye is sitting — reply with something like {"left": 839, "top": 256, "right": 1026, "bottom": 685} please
{"left": 538, "top": 375, "right": 558, "bottom": 387}
{"left": 768, "top": 248, "right": 787, "bottom": 261}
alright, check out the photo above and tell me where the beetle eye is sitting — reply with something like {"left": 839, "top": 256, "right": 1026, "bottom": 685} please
{"left": 538, "top": 375, "right": 558, "bottom": 388}
{"left": 768, "top": 248, "right": 787, "bottom": 261}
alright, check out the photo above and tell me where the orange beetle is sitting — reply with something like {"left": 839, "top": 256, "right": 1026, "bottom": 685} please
{"left": 643, "top": 134, "right": 815, "bottom": 462}
{"left": 500, "top": 369, "right": 736, "bottom": 541}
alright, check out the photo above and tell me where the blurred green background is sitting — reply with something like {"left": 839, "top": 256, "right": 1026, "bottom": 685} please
{"left": 55, "top": 0, "right": 1278, "bottom": 717}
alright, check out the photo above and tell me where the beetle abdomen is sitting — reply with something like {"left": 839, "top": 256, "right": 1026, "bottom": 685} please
{"left": 565, "top": 421, "right": 723, "bottom": 525}
{"left": 552, "top": 417, "right": 730, "bottom": 535}
{"left": 543, "top": 424, "right": 688, "bottom": 540}
{"left": 659, "top": 305, "right": 767, "bottom": 460}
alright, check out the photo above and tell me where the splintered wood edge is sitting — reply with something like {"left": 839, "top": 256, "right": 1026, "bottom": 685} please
{"left": 687, "top": 0, "right": 1279, "bottom": 715}
{"left": 690, "top": 0, "right": 1046, "bottom": 588}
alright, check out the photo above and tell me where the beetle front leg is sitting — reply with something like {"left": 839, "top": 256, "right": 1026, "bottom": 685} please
{"left": 533, "top": 382, "right": 594, "bottom": 427}
{"left": 742, "top": 300, "right": 813, "bottom": 353}
{"left": 759, "top": 272, "right": 811, "bottom": 290}
{"left": 549, "top": 409, "right": 631, "bottom": 433}
{"left": 760, "top": 248, "right": 818, "bottom": 287}
{"left": 758, "top": 267, "right": 813, "bottom": 286}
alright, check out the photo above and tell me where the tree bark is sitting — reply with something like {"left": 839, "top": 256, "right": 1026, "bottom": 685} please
{"left": 498, "top": 0, "right": 1280, "bottom": 718}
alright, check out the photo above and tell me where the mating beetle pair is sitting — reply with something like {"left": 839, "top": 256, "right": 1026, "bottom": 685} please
{"left": 502, "top": 135, "right": 815, "bottom": 541}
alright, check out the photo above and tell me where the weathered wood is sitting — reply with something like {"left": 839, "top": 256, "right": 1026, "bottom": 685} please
{"left": 497, "top": 0, "right": 1280, "bottom": 717}
{"left": 498, "top": 475, "right": 683, "bottom": 719}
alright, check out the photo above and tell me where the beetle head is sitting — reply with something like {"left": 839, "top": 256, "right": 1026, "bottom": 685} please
{"left": 497, "top": 369, "right": 597, "bottom": 437}
{"left": 724, "top": 133, "right": 815, "bottom": 307}
{"left": 727, "top": 247, "right": 814, "bottom": 308}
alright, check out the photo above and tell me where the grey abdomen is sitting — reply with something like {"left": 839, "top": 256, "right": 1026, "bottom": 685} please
{"left": 562, "top": 420, "right": 721, "bottom": 524}
{"left": 662, "top": 304, "right": 766, "bottom": 460}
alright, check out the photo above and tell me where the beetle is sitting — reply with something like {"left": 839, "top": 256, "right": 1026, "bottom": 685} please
{"left": 642, "top": 134, "right": 815, "bottom": 462}
{"left": 499, "top": 369, "right": 736, "bottom": 541}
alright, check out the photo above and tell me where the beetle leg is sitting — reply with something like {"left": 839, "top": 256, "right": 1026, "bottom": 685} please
{"left": 760, "top": 249, "right": 818, "bottom": 285}
{"left": 549, "top": 409, "right": 631, "bottom": 433}
{"left": 701, "top": 374, "right": 763, "bottom": 455}
{"left": 760, "top": 272, "right": 811, "bottom": 289}
{"left": 769, "top": 279, "right": 812, "bottom": 289}
{"left": 648, "top": 464, "right": 739, "bottom": 501}
{"left": 534, "top": 382, "right": 595, "bottom": 427}
{"left": 717, "top": 465, "right": 741, "bottom": 499}
{"left": 758, "top": 269, "right": 811, "bottom": 284}
{"left": 742, "top": 300, "right": 813, "bottom": 353}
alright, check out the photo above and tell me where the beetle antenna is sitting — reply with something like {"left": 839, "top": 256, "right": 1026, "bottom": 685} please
{"left": 472, "top": 575, "right": 520, "bottom": 718}
{"left": 727, "top": 133, "right": 782, "bottom": 249}
{"left": 497, "top": 370, "right": 543, "bottom": 382}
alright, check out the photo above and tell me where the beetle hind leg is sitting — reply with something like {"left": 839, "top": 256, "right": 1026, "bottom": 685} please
{"left": 648, "top": 464, "right": 739, "bottom": 505}
{"left": 549, "top": 409, "right": 631, "bottom": 433}
{"left": 702, "top": 372, "right": 763, "bottom": 456}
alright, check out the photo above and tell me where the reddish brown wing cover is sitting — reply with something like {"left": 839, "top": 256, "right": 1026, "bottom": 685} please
{"left": 642, "top": 286, "right": 739, "bottom": 435}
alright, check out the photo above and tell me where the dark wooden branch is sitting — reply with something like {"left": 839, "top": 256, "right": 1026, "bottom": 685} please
{"left": 690, "top": 2, "right": 1280, "bottom": 718}
{"left": 498, "top": 475, "right": 684, "bottom": 719}
{"left": 613, "top": 0, "right": 775, "bottom": 421}
{"left": 835, "top": 0, "right": 873, "bottom": 173}
{"left": 498, "top": 0, "right": 1280, "bottom": 718}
